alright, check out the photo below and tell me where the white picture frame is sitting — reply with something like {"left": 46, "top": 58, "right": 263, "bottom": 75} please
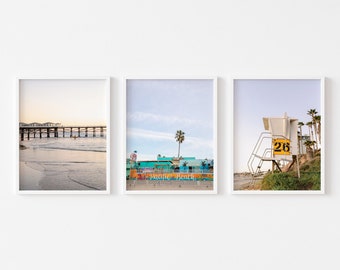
{"left": 16, "top": 77, "right": 111, "bottom": 194}
{"left": 232, "top": 77, "right": 325, "bottom": 194}
{"left": 124, "top": 77, "right": 217, "bottom": 194}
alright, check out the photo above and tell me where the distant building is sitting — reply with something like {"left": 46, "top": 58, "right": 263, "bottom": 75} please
{"left": 19, "top": 122, "right": 61, "bottom": 127}
{"left": 179, "top": 158, "right": 213, "bottom": 173}
{"left": 126, "top": 155, "right": 214, "bottom": 179}
{"left": 29, "top": 122, "right": 42, "bottom": 127}
{"left": 43, "top": 122, "right": 61, "bottom": 127}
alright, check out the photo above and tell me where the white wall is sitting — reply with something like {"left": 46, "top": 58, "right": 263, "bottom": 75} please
{"left": 0, "top": 0, "right": 339, "bottom": 269}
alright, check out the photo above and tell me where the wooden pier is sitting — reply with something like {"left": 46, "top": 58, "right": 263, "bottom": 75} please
{"left": 19, "top": 125, "right": 106, "bottom": 141}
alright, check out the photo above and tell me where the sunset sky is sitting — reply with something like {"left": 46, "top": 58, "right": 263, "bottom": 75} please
{"left": 19, "top": 79, "right": 107, "bottom": 126}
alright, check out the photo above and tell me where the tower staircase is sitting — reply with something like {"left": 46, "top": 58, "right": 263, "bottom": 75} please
{"left": 247, "top": 132, "right": 292, "bottom": 178}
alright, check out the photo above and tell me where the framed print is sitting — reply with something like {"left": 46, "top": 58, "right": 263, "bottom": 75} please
{"left": 125, "top": 78, "right": 217, "bottom": 194}
{"left": 17, "top": 77, "right": 110, "bottom": 194}
{"left": 232, "top": 77, "right": 325, "bottom": 194}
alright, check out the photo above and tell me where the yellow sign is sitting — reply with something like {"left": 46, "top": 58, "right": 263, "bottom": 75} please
{"left": 273, "top": 139, "right": 291, "bottom": 155}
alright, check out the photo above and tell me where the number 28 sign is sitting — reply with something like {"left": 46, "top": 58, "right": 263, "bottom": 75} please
{"left": 273, "top": 139, "right": 290, "bottom": 155}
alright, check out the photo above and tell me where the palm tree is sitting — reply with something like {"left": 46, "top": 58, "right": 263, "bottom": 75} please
{"left": 175, "top": 130, "right": 185, "bottom": 158}
{"left": 307, "top": 109, "right": 318, "bottom": 147}
{"left": 314, "top": 115, "right": 321, "bottom": 145}
{"left": 297, "top": 122, "right": 304, "bottom": 154}
{"left": 307, "top": 109, "right": 318, "bottom": 121}
{"left": 298, "top": 122, "right": 304, "bottom": 135}
{"left": 182, "top": 161, "right": 188, "bottom": 172}
{"left": 304, "top": 140, "right": 316, "bottom": 160}
{"left": 304, "top": 140, "right": 314, "bottom": 148}
{"left": 201, "top": 160, "right": 207, "bottom": 172}
{"left": 306, "top": 121, "right": 313, "bottom": 141}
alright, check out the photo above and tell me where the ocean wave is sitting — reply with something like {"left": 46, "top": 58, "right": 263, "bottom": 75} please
{"left": 22, "top": 137, "right": 106, "bottom": 153}
{"left": 39, "top": 146, "right": 106, "bottom": 153}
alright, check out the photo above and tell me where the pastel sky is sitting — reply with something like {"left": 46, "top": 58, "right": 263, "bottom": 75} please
{"left": 234, "top": 79, "right": 321, "bottom": 172}
{"left": 126, "top": 79, "right": 214, "bottom": 161}
{"left": 19, "top": 79, "right": 107, "bottom": 126}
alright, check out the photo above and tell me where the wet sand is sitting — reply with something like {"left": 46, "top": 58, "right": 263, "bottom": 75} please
{"left": 19, "top": 146, "right": 106, "bottom": 191}
{"left": 126, "top": 180, "right": 214, "bottom": 190}
{"left": 19, "top": 161, "right": 44, "bottom": 190}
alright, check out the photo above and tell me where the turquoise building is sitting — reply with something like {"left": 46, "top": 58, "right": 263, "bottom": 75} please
{"left": 126, "top": 156, "right": 214, "bottom": 179}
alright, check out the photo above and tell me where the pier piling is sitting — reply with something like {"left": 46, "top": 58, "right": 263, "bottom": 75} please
{"left": 19, "top": 125, "right": 106, "bottom": 141}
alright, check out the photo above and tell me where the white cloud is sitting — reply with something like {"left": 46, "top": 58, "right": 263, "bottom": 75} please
{"left": 127, "top": 112, "right": 210, "bottom": 128}
{"left": 127, "top": 128, "right": 174, "bottom": 141}
{"left": 127, "top": 128, "right": 213, "bottom": 152}
{"left": 185, "top": 136, "right": 214, "bottom": 150}
{"left": 126, "top": 128, "right": 214, "bottom": 160}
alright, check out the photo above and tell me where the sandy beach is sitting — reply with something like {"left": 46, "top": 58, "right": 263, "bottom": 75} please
{"left": 234, "top": 173, "right": 263, "bottom": 190}
{"left": 19, "top": 140, "right": 106, "bottom": 191}
{"left": 126, "top": 179, "right": 213, "bottom": 190}
{"left": 19, "top": 161, "right": 44, "bottom": 190}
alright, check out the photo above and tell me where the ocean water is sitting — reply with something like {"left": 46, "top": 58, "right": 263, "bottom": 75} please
{"left": 19, "top": 136, "right": 107, "bottom": 191}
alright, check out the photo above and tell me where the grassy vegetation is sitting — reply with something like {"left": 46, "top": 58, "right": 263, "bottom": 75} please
{"left": 261, "top": 152, "right": 321, "bottom": 190}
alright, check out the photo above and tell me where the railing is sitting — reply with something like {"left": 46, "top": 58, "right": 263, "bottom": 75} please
{"left": 247, "top": 132, "right": 272, "bottom": 176}
{"left": 247, "top": 132, "right": 292, "bottom": 177}
{"left": 19, "top": 125, "right": 107, "bottom": 141}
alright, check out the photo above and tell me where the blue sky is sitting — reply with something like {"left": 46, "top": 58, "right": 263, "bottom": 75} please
{"left": 234, "top": 79, "right": 321, "bottom": 172}
{"left": 127, "top": 79, "right": 214, "bottom": 161}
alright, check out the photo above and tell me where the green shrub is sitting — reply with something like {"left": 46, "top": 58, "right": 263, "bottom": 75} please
{"left": 261, "top": 172, "right": 298, "bottom": 190}
{"left": 260, "top": 153, "right": 321, "bottom": 190}
{"left": 261, "top": 171, "right": 320, "bottom": 190}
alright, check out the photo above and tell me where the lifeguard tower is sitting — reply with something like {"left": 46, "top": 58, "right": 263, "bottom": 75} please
{"left": 248, "top": 113, "right": 300, "bottom": 178}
